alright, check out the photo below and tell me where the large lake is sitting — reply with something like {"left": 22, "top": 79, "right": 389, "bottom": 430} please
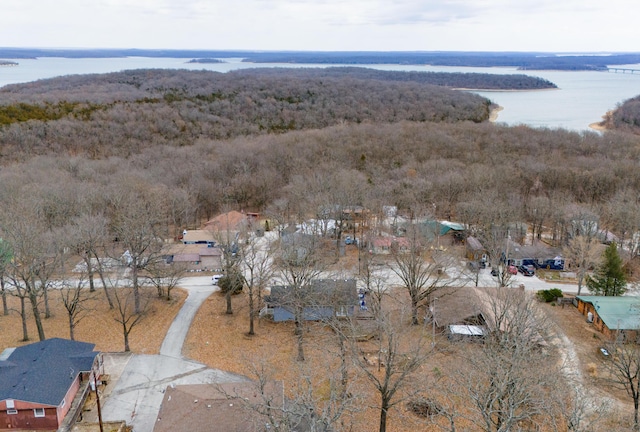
{"left": 1, "top": 57, "right": 640, "bottom": 131}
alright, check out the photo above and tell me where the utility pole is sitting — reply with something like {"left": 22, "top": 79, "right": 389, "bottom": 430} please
{"left": 431, "top": 297, "right": 438, "bottom": 347}
{"left": 93, "top": 371, "right": 104, "bottom": 432}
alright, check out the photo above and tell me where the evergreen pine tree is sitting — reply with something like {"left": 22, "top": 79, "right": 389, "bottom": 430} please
{"left": 585, "top": 242, "right": 626, "bottom": 296}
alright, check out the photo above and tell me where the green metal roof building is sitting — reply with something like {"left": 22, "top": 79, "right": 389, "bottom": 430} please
{"left": 575, "top": 295, "right": 640, "bottom": 338}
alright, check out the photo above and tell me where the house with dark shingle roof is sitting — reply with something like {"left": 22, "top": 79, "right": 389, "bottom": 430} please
{"left": 262, "top": 279, "right": 358, "bottom": 322}
{"left": 0, "top": 338, "right": 100, "bottom": 431}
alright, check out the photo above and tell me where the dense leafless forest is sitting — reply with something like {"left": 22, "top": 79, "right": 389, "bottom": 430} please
{"left": 218, "top": 67, "right": 557, "bottom": 90}
{"left": 0, "top": 68, "right": 496, "bottom": 160}
{"left": 0, "top": 68, "right": 638, "bottom": 243}
{"left": 604, "top": 94, "right": 640, "bottom": 134}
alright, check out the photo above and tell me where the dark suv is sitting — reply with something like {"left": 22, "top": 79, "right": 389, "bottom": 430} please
{"left": 518, "top": 265, "right": 535, "bottom": 276}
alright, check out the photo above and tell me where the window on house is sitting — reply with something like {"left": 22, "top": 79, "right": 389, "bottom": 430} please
{"left": 6, "top": 400, "right": 14, "bottom": 409}
{"left": 336, "top": 305, "right": 347, "bottom": 317}
{"left": 34, "top": 408, "right": 45, "bottom": 417}
{"left": 7, "top": 409, "right": 17, "bottom": 415}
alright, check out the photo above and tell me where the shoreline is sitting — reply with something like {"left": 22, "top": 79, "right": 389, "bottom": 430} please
{"left": 589, "top": 122, "right": 607, "bottom": 132}
{"left": 454, "top": 87, "right": 558, "bottom": 92}
{"left": 489, "top": 105, "right": 611, "bottom": 131}
{"left": 489, "top": 106, "right": 504, "bottom": 122}
{"left": 588, "top": 110, "right": 612, "bottom": 132}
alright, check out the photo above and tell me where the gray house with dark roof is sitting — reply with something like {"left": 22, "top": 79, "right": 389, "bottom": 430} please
{"left": 262, "top": 279, "right": 358, "bottom": 322}
{"left": 0, "top": 338, "right": 100, "bottom": 431}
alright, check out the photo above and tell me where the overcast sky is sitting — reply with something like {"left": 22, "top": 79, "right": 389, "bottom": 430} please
{"left": 1, "top": 0, "right": 637, "bottom": 52}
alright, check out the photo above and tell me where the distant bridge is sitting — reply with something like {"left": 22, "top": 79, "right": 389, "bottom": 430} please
{"left": 607, "top": 67, "right": 640, "bottom": 74}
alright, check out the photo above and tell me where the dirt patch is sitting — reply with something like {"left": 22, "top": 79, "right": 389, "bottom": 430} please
{"left": 541, "top": 301, "right": 634, "bottom": 418}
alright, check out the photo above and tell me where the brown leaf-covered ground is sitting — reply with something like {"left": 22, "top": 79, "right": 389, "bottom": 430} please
{"left": 1, "top": 272, "right": 634, "bottom": 431}
{"left": 184, "top": 286, "right": 441, "bottom": 432}
{"left": 0, "top": 287, "right": 186, "bottom": 354}
{"left": 184, "top": 287, "right": 636, "bottom": 432}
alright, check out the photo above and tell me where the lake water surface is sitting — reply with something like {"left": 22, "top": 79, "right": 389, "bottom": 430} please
{"left": 1, "top": 57, "right": 640, "bottom": 131}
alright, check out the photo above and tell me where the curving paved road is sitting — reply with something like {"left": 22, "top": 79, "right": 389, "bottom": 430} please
{"left": 100, "top": 276, "right": 246, "bottom": 432}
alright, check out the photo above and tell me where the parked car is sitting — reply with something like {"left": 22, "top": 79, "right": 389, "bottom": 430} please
{"left": 518, "top": 265, "right": 535, "bottom": 276}
{"left": 508, "top": 265, "right": 518, "bottom": 275}
{"left": 491, "top": 268, "right": 500, "bottom": 277}
{"left": 468, "top": 261, "right": 486, "bottom": 270}
{"left": 212, "top": 274, "right": 223, "bottom": 285}
{"left": 344, "top": 236, "right": 358, "bottom": 245}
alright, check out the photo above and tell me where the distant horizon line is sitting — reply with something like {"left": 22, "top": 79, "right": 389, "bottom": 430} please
{"left": 1, "top": 47, "right": 638, "bottom": 55}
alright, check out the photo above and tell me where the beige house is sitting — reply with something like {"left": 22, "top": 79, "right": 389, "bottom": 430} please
{"left": 154, "top": 382, "right": 287, "bottom": 432}
{"left": 163, "top": 244, "right": 222, "bottom": 271}
{"left": 181, "top": 229, "right": 216, "bottom": 246}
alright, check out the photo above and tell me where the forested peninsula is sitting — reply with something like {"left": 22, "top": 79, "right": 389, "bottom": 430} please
{"left": 0, "top": 68, "right": 496, "bottom": 160}
{"left": 600, "top": 94, "right": 640, "bottom": 134}
{"left": 234, "top": 67, "right": 557, "bottom": 90}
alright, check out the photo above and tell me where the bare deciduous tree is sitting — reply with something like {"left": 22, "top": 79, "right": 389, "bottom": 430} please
{"left": 359, "top": 248, "right": 387, "bottom": 316}
{"left": 275, "top": 233, "right": 328, "bottom": 362}
{"left": 111, "top": 283, "right": 150, "bottom": 353}
{"left": 0, "top": 203, "right": 60, "bottom": 341}
{"left": 563, "top": 235, "right": 602, "bottom": 295}
{"left": 239, "top": 228, "right": 274, "bottom": 336}
{"left": 145, "top": 259, "right": 186, "bottom": 301}
{"left": 59, "top": 277, "right": 97, "bottom": 340}
{"left": 0, "top": 239, "right": 12, "bottom": 316}
{"left": 352, "top": 307, "right": 432, "bottom": 432}
{"left": 457, "top": 288, "right": 556, "bottom": 432}
{"left": 477, "top": 227, "right": 516, "bottom": 288}
{"left": 390, "top": 222, "right": 458, "bottom": 325}
{"left": 66, "top": 213, "right": 115, "bottom": 307}
{"left": 110, "top": 183, "right": 167, "bottom": 314}
{"left": 604, "top": 338, "right": 640, "bottom": 430}
{"left": 229, "top": 356, "right": 358, "bottom": 432}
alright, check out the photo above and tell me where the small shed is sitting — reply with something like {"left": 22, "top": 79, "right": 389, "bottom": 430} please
{"left": 466, "top": 236, "right": 486, "bottom": 262}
